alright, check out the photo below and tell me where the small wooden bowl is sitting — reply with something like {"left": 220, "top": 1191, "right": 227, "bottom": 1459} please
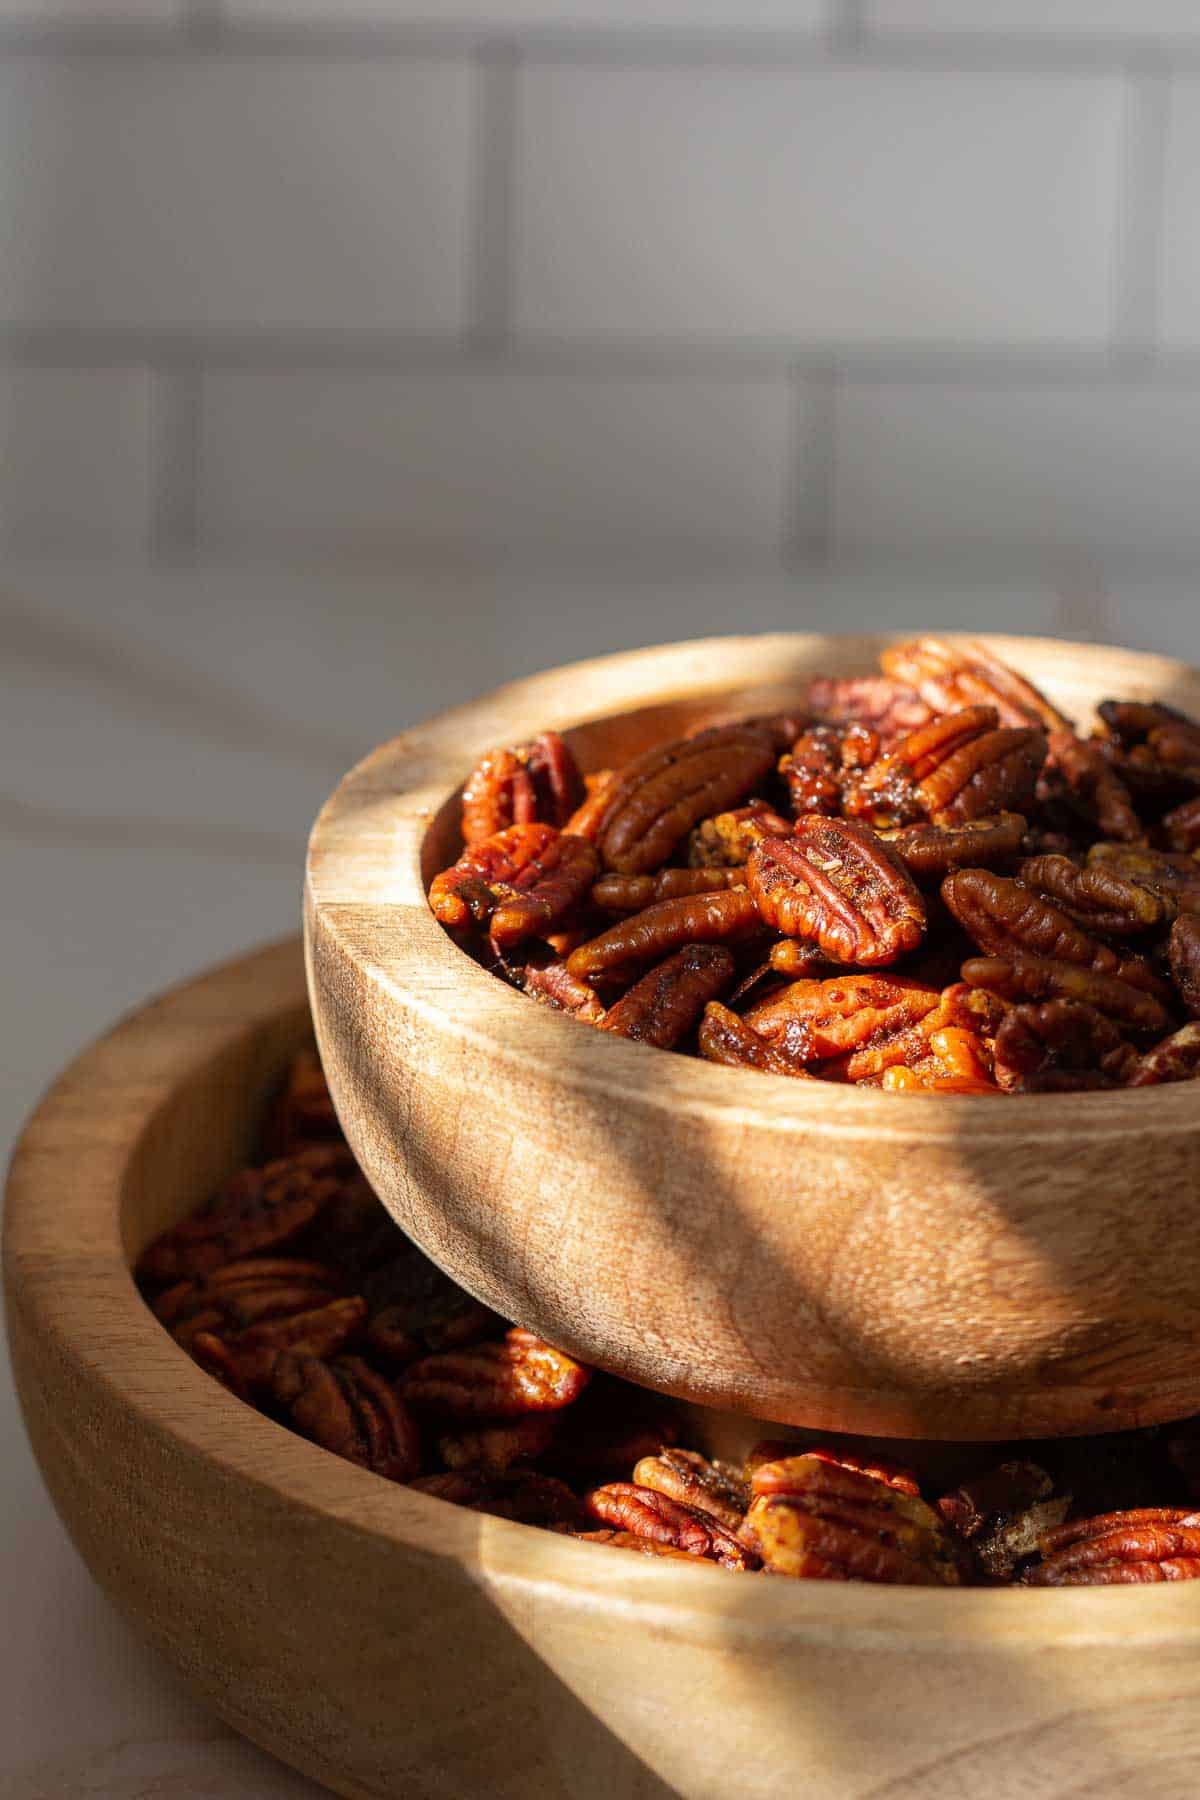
{"left": 307, "top": 632, "right": 1200, "bottom": 1442}
{"left": 8, "top": 939, "right": 1200, "bottom": 1800}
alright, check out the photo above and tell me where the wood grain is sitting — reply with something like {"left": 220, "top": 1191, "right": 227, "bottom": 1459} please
{"left": 8, "top": 938, "right": 1200, "bottom": 1799}
{"left": 306, "top": 632, "right": 1200, "bottom": 1441}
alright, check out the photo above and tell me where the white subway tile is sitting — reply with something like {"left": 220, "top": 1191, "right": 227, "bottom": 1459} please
{"left": 0, "top": 366, "right": 154, "bottom": 550}
{"left": 224, "top": 1, "right": 827, "bottom": 26}
{"left": 198, "top": 369, "right": 795, "bottom": 558}
{"left": 1160, "top": 80, "right": 1200, "bottom": 349}
{"left": 0, "top": 60, "right": 473, "bottom": 332}
{"left": 513, "top": 67, "right": 1123, "bottom": 347}
{"left": 865, "top": 2, "right": 1200, "bottom": 40}
{"left": 832, "top": 382, "right": 1200, "bottom": 557}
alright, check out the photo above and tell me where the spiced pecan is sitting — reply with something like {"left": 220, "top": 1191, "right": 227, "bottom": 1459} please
{"left": 697, "top": 1001, "right": 818, "bottom": 1077}
{"left": 438, "top": 1415, "right": 557, "bottom": 1475}
{"left": 1018, "top": 852, "right": 1164, "bottom": 937}
{"left": 687, "top": 800, "right": 794, "bottom": 866}
{"left": 806, "top": 673, "right": 933, "bottom": 741}
{"left": 563, "top": 1528, "right": 699, "bottom": 1560}
{"left": 779, "top": 724, "right": 880, "bottom": 818}
{"left": 585, "top": 1483, "right": 756, "bottom": 1570}
{"left": 591, "top": 866, "right": 748, "bottom": 914}
{"left": 595, "top": 724, "right": 777, "bottom": 874}
{"left": 1127, "top": 1021, "right": 1200, "bottom": 1086}
{"left": 880, "top": 813, "right": 1026, "bottom": 886}
{"left": 742, "top": 974, "right": 942, "bottom": 1066}
{"left": 937, "top": 1462, "right": 1069, "bottom": 1582}
{"left": 522, "top": 957, "right": 607, "bottom": 1024}
{"left": 881, "top": 638, "right": 1071, "bottom": 732}
{"left": 748, "top": 820, "right": 925, "bottom": 965}
{"left": 1086, "top": 842, "right": 1200, "bottom": 917}
{"left": 962, "top": 953, "right": 1171, "bottom": 1035}
{"left": 153, "top": 1258, "right": 365, "bottom": 1391}
{"left": 941, "top": 868, "right": 1166, "bottom": 998}
{"left": 1164, "top": 794, "right": 1200, "bottom": 853}
{"left": 740, "top": 1455, "right": 963, "bottom": 1586}
{"left": 850, "top": 708, "right": 1045, "bottom": 829}
{"left": 137, "top": 1144, "right": 354, "bottom": 1284}
{"left": 849, "top": 987, "right": 999, "bottom": 1091}
{"left": 632, "top": 1448, "right": 750, "bottom": 1532}
{"left": 1169, "top": 913, "right": 1200, "bottom": 1018}
{"left": 566, "top": 886, "right": 761, "bottom": 981}
{"left": 487, "top": 833, "right": 600, "bottom": 952}
{"left": 364, "top": 1251, "right": 502, "bottom": 1367}
{"left": 1023, "top": 1508, "right": 1200, "bottom": 1585}
{"left": 562, "top": 769, "right": 617, "bottom": 840}
{"left": 1037, "top": 731, "right": 1142, "bottom": 844}
{"left": 461, "top": 731, "right": 584, "bottom": 845}
{"left": 401, "top": 1328, "right": 591, "bottom": 1419}
{"left": 1098, "top": 699, "right": 1200, "bottom": 746}
{"left": 411, "top": 1470, "right": 584, "bottom": 1527}
{"left": 993, "top": 1000, "right": 1137, "bottom": 1092}
{"left": 429, "top": 822, "right": 560, "bottom": 933}
{"left": 600, "top": 944, "right": 736, "bottom": 1049}
{"left": 261, "top": 1048, "right": 342, "bottom": 1157}
{"left": 748, "top": 1444, "right": 921, "bottom": 1497}
{"left": 272, "top": 1352, "right": 421, "bottom": 1483}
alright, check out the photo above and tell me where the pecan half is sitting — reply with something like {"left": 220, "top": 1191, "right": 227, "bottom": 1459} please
{"left": 563, "top": 1528, "right": 699, "bottom": 1560}
{"left": 697, "top": 1000, "right": 818, "bottom": 1077}
{"left": 1037, "top": 731, "right": 1142, "bottom": 844}
{"left": 1165, "top": 794, "right": 1200, "bottom": 854}
{"left": 1127, "top": 1021, "right": 1200, "bottom": 1086}
{"left": 937, "top": 1462, "right": 1069, "bottom": 1582}
{"left": 688, "top": 800, "right": 793, "bottom": 867}
{"left": 1024, "top": 1508, "right": 1200, "bottom": 1585}
{"left": 881, "top": 638, "right": 1071, "bottom": 732}
{"left": 850, "top": 708, "right": 1045, "bottom": 829}
{"left": 600, "top": 944, "right": 735, "bottom": 1049}
{"left": 743, "top": 974, "right": 942, "bottom": 1066}
{"left": 429, "top": 822, "right": 559, "bottom": 933}
{"left": 632, "top": 1448, "right": 750, "bottom": 1532}
{"left": 1087, "top": 842, "right": 1200, "bottom": 917}
{"left": 740, "top": 1455, "right": 963, "bottom": 1586}
{"left": 942, "top": 868, "right": 1166, "bottom": 997}
{"left": 137, "top": 1144, "right": 354, "bottom": 1284}
{"left": 563, "top": 769, "right": 618, "bottom": 840}
{"left": 748, "top": 820, "right": 925, "bottom": 965}
{"left": 749, "top": 1444, "right": 921, "bottom": 1498}
{"left": 1018, "top": 853, "right": 1164, "bottom": 937}
{"left": 566, "top": 887, "right": 761, "bottom": 981}
{"left": 1098, "top": 700, "right": 1200, "bottom": 746}
{"left": 779, "top": 724, "right": 880, "bottom": 818}
{"left": 522, "top": 957, "right": 607, "bottom": 1024}
{"left": 963, "top": 953, "right": 1171, "bottom": 1035}
{"left": 993, "top": 1000, "right": 1137, "bottom": 1092}
{"left": 591, "top": 866, "right": 748, "bottom": 914}
{"left": 848, "top": 985, "right": 999, "bottom": 1089}
{"left": 595, "top": 724, "right": 777, "bottom": 875}
{"left": 880, "top": 813, "right": 1026, "bottom": 886}
{"left": 438, "top": 1414, "right": 557, "bottom": 1475}
{"left": 154, "top": 1258, "right": 365, "bottom": 1392}
{"left": 806, "top": 674, "right": 933, "bottom": 741}
{"left": 401, "top": 1328, "right": 591, "bottom": 1419}
{"left": 1169, "top": 913, "right": 1200, "bottom": 1018}
{"left": 585, "top": 1483, "right": 756, "bottom": 1570}
{"left": 461, "top": 731, "right": 584, "bottom": 845}
{"left": 272, "top": 1352, "right": 421, "bottom": 1483}
{"left": 487, "top": 833, "right": 600, "bottom": 952}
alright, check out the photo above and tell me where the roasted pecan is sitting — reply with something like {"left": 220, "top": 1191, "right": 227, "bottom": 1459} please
{"left": 365, "top": 1251, "right": 501, "bottom": 1367}
{"left": 779, "top": 724, "right": 880, "bottom": 818}
{"left": 261, "top": 1048, "right": 342, "bottom": 1157}
{"left": 1169, "top": 913, "right": 1200, "bottom": 1018}
{"left": 1018, "top": 853, "right": 1164, "bottom": 937}
{"left": 562, "top": 769, "right": 617, "bottom": 840}
{"left": 585, "top": 1483, "right": 756, "bottom": 1570}
{"left": 401, "top": 1328, "right": 591, "bottom": 1420}
{"left": 849, "top": 708, "right": 1045, "bottom": 829}
{"left": 825, "top": 982, "right": 997, "bottom": 1086}
{"left": 153, "top": 1258, "right": 365, "bottom": 1391}
{"left": 522, "top": 957, "right": 607, "bottom": 1024}
{"left": 1086, "top": 842, "right": 1200, "bottom": 917}
{"left": 595, "top": 724, "right": 777, "bottom": 875}
{"left": 687, "top": 800, "right": 793, "bottom": 866}
{"left": 697, "top": 1000, "right": 818, "bottom": 1077}
{"left": 806, "top": 673, "right": 933, "bottom": 741}
{"left": 993, "top": 1000, "right": 1137, "bottom": 1092}
{"left": 740, "top": 1455, "right": 963, "bottom": 1585}
{"left": 748, "top": 1444, "right": 921, "bottom": 1498}
{"left": 765, "top": 939, "right": 833, "bottom": 979}
{"left": 566, "top": 887, "right": 761, "bottom": 981}
{"left": 487, "top": 833, "right": 600, "bottom": 952}
{"left": 1127, "top": 1021, "right": 1200, "bottom": 1086}
{"left": 941, "top": 868, "right": 1166, "bottom": 998}
{"left": 881, "top": 638, "right": 1071, "bottom": 732}
{"left": 1037, "top": 731, "right": 1142, "bottom": 844}
{"left": 438, "top": 1414, "right": 557, "bottom": 1475}
{"left": 429, "top": 822, "right": 559, "bottom": 933}
{"left": 1099, "top": 702, "right": 1200, "bottom": 790}
{"left": 937, "top": 1462, "right": 1069, "bottom": 1582}
{"left": 748, "top": 820, "right": 926, "bottom": 965}
{"left": 1164, "top": 793, "right": 1200, "bottom": 853}
{"left": 742, "top": 974, "right": 942, "bottom": 1066}
{"left": 880, "top": 813, "right": 1026, "bottom": 886}
{"left": 411, "top": 1470, "right": 584, "bottom": 1527}
{"left": 1024, "top": 1508, "right": 1200, "bottom": 1585}
{"left": 1098, "top": 699, "right": 1200, "bottom": 746}
{"left": 632, "top": 1448, "right": 750, "bottom": 1532}
{"left": 461, "top": 731, "right": 584, "bottom": 845}
{"left": 599, "top": 944, "right": 736, "bottom": 1049}
{"left": 591, "top": 866, "right": 749, "bottom": 914}
{"left": 562, "top": 1528, "right": 699, "bottom": 1560}
{"left": 137, "top": 1144, "right": 354, "bottom": 1284}
{"left": 962, "top": 953, "right": 1171, "bottom": 1035}
{"left": 272, "top": 1352, "right": 421, "bottom": 1482}
{"left": 873, "top": 1022, "right": 997, "bottom": 1094}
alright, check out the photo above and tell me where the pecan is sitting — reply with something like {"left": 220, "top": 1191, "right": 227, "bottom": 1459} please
{"left": 1165, "top": 794, "right": 1200, "bottom": 854}
{"left": 993, "top": 1000, "right": 1137, "bottom": 1092}
{"left": 880, "top": 638, "right": 1071, "bottom": 732}
{"left": 1169, "top": 913, "right": 1200, "bottom": 1018}
{"left": 880, "top": 813, "right": 1026, "bottom": 886}
{"left": 1098, "top": 699, "right": 1200, "bottom": 746}
{"left": 401, "top": 1328, "right": 591, "bottom": 1420}
{"left": 742, "top": 974, "right": 942, "bottom": 1066}
{"left": 1098, "top": 702, "right": 1200, "bottom": 788}
{"left": 566, "top": 887, "right": 761, "bottom": 981}
{"left": 522, "top": 957, "right": 607, "bottom": 1024}
{"left": 687, "top": 800, "right": 793, "bottom": 867}
{"left": 487, "top": 833, "right": 600, "bottom": 952}
{"left": 941, "top": 868, "right": 1166, "bottom": 998}
{"left": 1127, "top": 1021, "right": 1200, "bottom": 1086}
{"left": 1037, "top": 731, "right": 1142, "bottom": 844}
{"left": 411, "top": 1470, "right": 584, "bottom": 1527}
{"left": 272, "top": 1352, "right": 421, "bottom": 1483}
{"left": 779, "top": 724, "right": 879, "bottom": 818}
{"left": 261, "top": 1048, "right": 342, "bottom": 1158}
{"left": 1086, "top": 842, "right": 1200, "bottom": 917}
{"left": 428, "top": 822, "right": 559, "bottom": 933}
{"left": 594, "top": 724, "right": 777, "bottom": 875}
{"left": 600, "top": 944, "right": 735, "bottom": 1049}
{"left": 591, "top": 866, "right": 749, "bottom": 914}
{"left": 806, "top": 673, "right": 933, "bottom": 741}
{"left": 1024, "top": 1508, "right": 1200, "bottom": 1585}
{"left": 563, "top": 1528, "right": 699, "bottom": 1560}
{"left": 747, "top": 820, "right": 925, "bottom": 965}
{"left": 153, "top": 1258, "right": 365, "bottom": 1391}
{"left": 136, "top": 1144, "right": 354, "bottom": 1284}
{"left": 438, "top": 1414, "right": 557, "bottom": 1475}
{"left": 740, "top": 1455, "right": 963, "bottom": 1586}
{"left": 1018, "top": 853, "right": 1164, "bottom": 937}
{"left": 632, "top": 1448, "right": 750, "bottom": 1532}
{"left": 364, "top": 1251, "right": 501, "bottom": 1367}
{"left": 937, "top": 1462, "right": 1069, "bottom": 1582}
{"left": 562, "top": 769, "right": 617, "bottom": 840}
{"left": 748, "top": 1444, "right": 921, "bottom": 1498}
{"left": 872, "top": 1022, "right": 997, "bottom": 1094}
{"left": 461, "top": 731, "right": 584, "bottom": 845}
{"left": 697, "top": 1001, "right": 818, "bottom": 1077}
{"left": 849, "top": 708, "right": 1045, "bottom": 829}
{"left": 827, "top": 982, "right": 997, "bottom": 1086}
{"left": 962, "top": 953, "right": 1171, "bottom": 1035}
{"left": 585, "top": 1483, "right": 756, "bottom": 1570}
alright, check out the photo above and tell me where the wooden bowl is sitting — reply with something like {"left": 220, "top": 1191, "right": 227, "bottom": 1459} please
{"left": 306, "top": 632, "right": 1200, "bottom": 1443}
{"left": 8, "top": 938, "right": 1200, "bottom": 1800}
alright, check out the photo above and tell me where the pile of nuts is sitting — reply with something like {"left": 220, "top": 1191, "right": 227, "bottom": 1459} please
{"left": 136, "top": 1048, "right": 1200, "bottom": 1586}
{"left": 430, "top": 638, "right": 1200, "bottom": 1092}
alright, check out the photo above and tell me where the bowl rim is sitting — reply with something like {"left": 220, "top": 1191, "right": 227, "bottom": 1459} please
{"left": 306, "top": 629, "right": 1200, "bottom": 1143}
{"left": 6, "top": 949, "right": 1200, "bottom": 1647}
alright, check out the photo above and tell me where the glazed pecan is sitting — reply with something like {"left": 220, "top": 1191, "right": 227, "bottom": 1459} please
{"left": 881, "top": 638, "right": 1071, "bottom": 732}
{"left": 272, "top": 1352, "right": 421, "bottom": 1483}
{"left": 806, "top": 673, "right": 932, "bottom": 741}
{"left": 154, "top": 1258, "right": 365, "bottom": 1391}
{"left": 562, "top": 769, "right": 617, "bottom": 840}
{"left": 566, "top": 887, "right": 761, "bottom": 981}
{"left": 1099, "top": 701, "right": 1200, "bottom": 787}
{"left": 461, "top": 731, "right": 584, "bottom": 845}
{"left": 438, "top": 1414, "right": 557, "bottom": 1475}
{"left": 1086, "top": 842, "right": 1200, "bottom": 917}
{"left": 591, "top": 866, "right": 748, "bottom": 914}
{"left": 697, "top": 1000, "right": 818, "bottom": 1077}
{"left": 849, "top": 708, "right": 1045, "bottom": 829}
{"left": 1127, "top": 1021, "right": 1200, "bottom": 1086}
{"left": 962, "top": 953, "right": 1171, "bottom": 1035}
{"left": 880, "top": 813, "right": 1026, "bottom": 886}
{"left": 748, "top": 1444, "right": 921, "bottom": 1498}
{"left": 594, "top": 723, "right": 777, "bottom": 875}
{"left": 1165, "top": 794, "right": 1200, "bottom": 853}
{"left": 1169, "top": 913, "right": 1200, "bottom": 1017}
{"left": 1037, "top": 731, "right": 1142, "bottom": 844}
{"left": 941, "top": 868, "right": 1166, "bottom": 999}
{"left": 1098, "top": 699, "right": 1200, "bottom": 746}
{"left": 522, "top": 957, "right": 607, "bottom": 1024}
{"left": 779, "top": 724, "right": 879, "bottom": 818}
{"left": 364, "top": 1251, "right": 501, "bottom": 1367}
{"left": 632, "top": 1448, "right": 750, "bottom": 1532}
{"left": 261, "top": 1048, "right": 342, "bottom": 1157}
{"left": 937, "top": 1462, "right": 1069, "bottom": 1582}
{"left": 600, "top": 944, "right": 736, "bottom": 1049}
{"left": 740, "top": 1455, "right": 963, "bottom": 1586}
{"left": 412, "top": 1470, "right": 584, "bottom": 1527}
{"left": 747, "top": 820, "right": 926, "bottom": 965}
{"left": 563, "top": 1528, "right": 699, "bottom": 1560}
{"left": 993, "top": 1001, "right": 1137, "bottom": 1092}
{"left": 742, "top": 974, "right": 942, "bottom": 1066}
{"left": 401, "top": 1328, "right": 591, "bottom": 1419}
{"left": 585, "top": 1483, "right": 756, "bottom": 1570}
{"left": 1018, "top": 853, "right": 1164, "bottom": 937}
{"left": 1024, "top": 1508, "right": 1200, "bottom": 1585}
{"left": 687, "top": 800, "right": 793, "bottom": 866}
{"left": 488, "top": 834, "right": 600, "bottom": 953}
{"left": 429, "top": 822, "right": 559, "bottom": 933}
{"left": 137, "top": 1144, "right": 354, "bottom": 1284}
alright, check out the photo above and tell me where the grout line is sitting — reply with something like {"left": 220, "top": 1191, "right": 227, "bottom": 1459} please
{"left": 784, "top": 363, "right": 836, "bottom": 568}
{"left": 468, "top": 40, "right": 519, "bottom": 354}
{"left": 148, "top": 361, "right": 202, "bottom": 565}
{"left": 1113, "top": 64, "right": 1171, "bottom": 352}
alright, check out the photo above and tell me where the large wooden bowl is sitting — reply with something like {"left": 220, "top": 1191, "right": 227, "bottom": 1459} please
{"left": 306, "top": 633, "right": 1200, "bottom": 1442}
{"left": 7, "top": 939, "right": 1200, "bottom": 1800}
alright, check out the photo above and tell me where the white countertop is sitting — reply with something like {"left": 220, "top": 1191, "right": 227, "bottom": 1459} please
{"left": 3, "top": 558, "right": 1198, "bottom": 1797}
